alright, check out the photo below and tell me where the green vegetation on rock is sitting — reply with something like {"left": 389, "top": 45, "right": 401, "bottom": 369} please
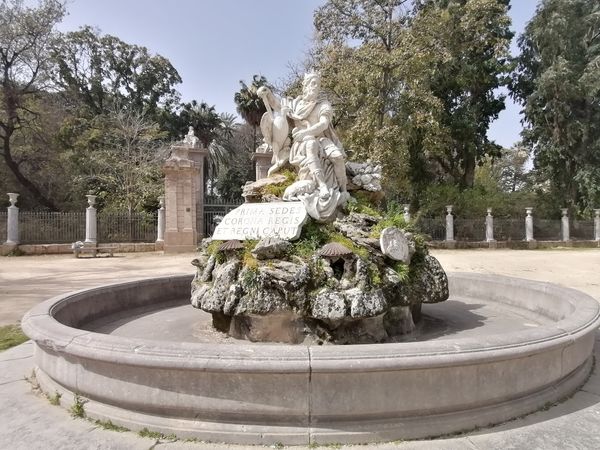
{"left": 261, "top": 169, "right": 297, "bottom": 198}
{"left": 291, "top": 219, "right": 369, "bottom": 260}
{"left": 347, "top": 191, "right": 383, "bottom": 217}
{"left": 242, "top": 240, "right": 259, "bottom": 269}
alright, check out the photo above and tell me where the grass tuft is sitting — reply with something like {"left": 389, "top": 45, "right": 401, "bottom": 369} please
{"left": 138, "top": 427, "right": 177, "bottom": 440}
{"left": 94, "top": 419, "right": 129, "bottom": 432}
{"left": 0, "top": 324, "right": 29, "bottom": 351}
{"left": 47, "top": 391, "right": 62, "bottom": 406}
{"left": 70, "top": 394, "right": 86, "bottom": 418}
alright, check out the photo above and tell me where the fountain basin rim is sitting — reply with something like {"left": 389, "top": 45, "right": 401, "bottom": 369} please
{"left": 20, "top": 272, "right": 600, "bottom": 445}
{"left": 21, "top": 272, "right": 600, "bottom": 373}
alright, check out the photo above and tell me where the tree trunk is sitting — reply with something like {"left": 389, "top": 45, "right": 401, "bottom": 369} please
{"left": 461, "top": 154, "right": 476, "bottom": 189}
{"left": 2, "top": 135, "right": 58, "bottom": 211}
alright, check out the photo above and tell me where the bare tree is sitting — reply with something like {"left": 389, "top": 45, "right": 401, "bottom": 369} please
{"left": 82, "top": 106, "right": 166, "bottom": 214}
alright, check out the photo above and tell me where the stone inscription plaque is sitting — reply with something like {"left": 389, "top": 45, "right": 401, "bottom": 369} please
{"left": 212, "top": 202, "right": 307, "bottom": 241}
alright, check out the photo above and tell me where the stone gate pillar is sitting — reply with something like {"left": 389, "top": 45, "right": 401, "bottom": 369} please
{"left": 163, "top": 145, "right": 200, "bottom": 253}
{"left": 253, "top": 150, "right": 273, "bottom": 181}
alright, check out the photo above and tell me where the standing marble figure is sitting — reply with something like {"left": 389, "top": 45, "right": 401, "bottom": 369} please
{"left": 257, "top": 72, "right": 349, "bottom": 222}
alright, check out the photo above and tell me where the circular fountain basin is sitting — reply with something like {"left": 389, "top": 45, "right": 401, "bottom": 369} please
{"left": 22, "top": 273, "right": 600, "bottom": 446}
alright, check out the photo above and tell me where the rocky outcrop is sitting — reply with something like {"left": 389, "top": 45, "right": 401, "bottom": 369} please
{"left": 191, "top": 213, "right": 449, "bottom": 344}
{"left": 251, "top": 237, "right": 291, "bottom": 260}
{"left": 346, "top": 161, "right": 382, "bottom": 192}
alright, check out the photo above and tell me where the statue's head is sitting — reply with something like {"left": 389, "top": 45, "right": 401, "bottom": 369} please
{"left": 302, "top": 71, "right": 321, "bottom": 100}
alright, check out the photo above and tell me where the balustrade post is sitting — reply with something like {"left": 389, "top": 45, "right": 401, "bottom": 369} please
{"left": 445, "top": 205, "right": 455, "bottom": 247}
{"left": 85, "top": 195, "right": 97, "bottom": 244}
{"left": 5, "top": 193, "right": 20, "bottom": 246}
{"left": 560, "top": 208, "right": 570, "bottom": 242}
{"left": 157, "top": 195, "right": 165, "bottom": 243}
{"left": 594, "top": 209, "right": 600, "bottom": 241}
{"left": 525, "top": 207, "right": 535, "bottom": 244}
{"left": 485, "top": 208, "right": 496, "bottom": 248}
{"left": 403, "top": 204, "right": 410, "bottom": 223}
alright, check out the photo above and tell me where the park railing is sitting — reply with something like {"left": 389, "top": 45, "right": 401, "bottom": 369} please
{"left": 416, "top": 217, "right": 446, "bottom": 241}
{"left": 0, "top": 211, "right": 6, "bottom": 242}
{"left": 2, "top": 193, "right": 600, "bottom": 247}
{"left": 98, "top": 212, "right": 157, "bottom": 243}
{"left": 203, "top": 196, "right": 244, "bottom": 237}
{"left": 20, "top": 211, "right": 86, "bottom": 244}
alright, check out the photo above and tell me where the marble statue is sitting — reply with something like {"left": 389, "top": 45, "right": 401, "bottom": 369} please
{"left": 257, "top": 72, "right": 349, "bottom": 222}
{"left": 183, "top": 126, "right": 200, "bottom": 147}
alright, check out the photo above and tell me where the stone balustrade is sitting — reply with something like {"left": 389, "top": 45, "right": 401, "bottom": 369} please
{"left": 3, "top": 195, "right": 600, "bottom": 253}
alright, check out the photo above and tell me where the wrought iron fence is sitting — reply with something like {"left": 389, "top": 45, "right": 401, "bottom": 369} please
{"left": 1, "top": 205, "right": 596, "bottom": 246}
{"left": 416, "top": 218, "right": 446, "bottom": 241}
{"left": 493, "top": 218, "right": 526, "bottom": 241}
{"left": 534, "top": 219, "right": 561, "bottom": 241}
{"left": 571, "top": 220, "right": 595, "bottom": 240}
{"left": 0, "top": 211, "right": 6, "bottom": 242}
{"left": 98, "top": 212, "right": 157, "bottom": 243}
{"left": 454, "top": 218, "right": 486, "bottom": 241}
{"left": 203, "top": 197, "right": 244, "bottom": 237}
{"left": 19, "top": 211, "right": 86, "bottom": 244}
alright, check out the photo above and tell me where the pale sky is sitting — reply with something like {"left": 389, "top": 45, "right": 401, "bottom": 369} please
{"left": 57, "top": 0, "right": 540, "bottom": 149}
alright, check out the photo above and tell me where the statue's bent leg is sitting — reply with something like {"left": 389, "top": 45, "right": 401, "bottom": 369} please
{"left": 305, "top": 140, "right": 330, "bottom": 200}
{"left": 330, "top": 154, "right": 347, "bottom": 193}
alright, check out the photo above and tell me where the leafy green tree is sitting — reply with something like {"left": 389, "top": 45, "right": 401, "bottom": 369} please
{"left": 234, "top": 75, "right": 270, "bottom": 151}
{"left": 50, "top": 26, "right": 188, "bottom": 211}
{"left": 417, "top": 0, "right": 513, "bottom": 189}
{"left": 51, "top": 26, "right": 181, "bottom": 117}
{"left": 513, "top": 0, "right": 600, "bottom": 214}
{"left": 313, "top": 0, "right": 436, "bottom": 205}
{"left": 0, "top": 0, "right": 66, "bottom": 210}
{"left": 312, "top": 0, "right": 512, "bottom": 208}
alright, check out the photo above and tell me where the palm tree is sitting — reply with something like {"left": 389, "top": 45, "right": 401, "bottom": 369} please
{"left": 174, "top": 101, "right": 236, "bottom": 197}
{"left": 206, "top": 113, "right": 236, "bottom": 196}
{"left": 233, "top": 75, "right": 270, "bottom": 151}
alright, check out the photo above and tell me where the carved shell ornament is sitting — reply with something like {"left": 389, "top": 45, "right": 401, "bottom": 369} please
{"left": 318, "top": 242, "right": 353, "bottom": 258}
{"left": 218, "top": 240, "right": 244, "bottom": 252}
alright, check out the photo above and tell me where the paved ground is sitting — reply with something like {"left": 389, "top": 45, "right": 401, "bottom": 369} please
{"left": 433, "top": 248, "right": 600, "bottom": 301}
{"left": 1, "top": 248, "right": 600, "bottom": 449}
{"left": 0, "top": 252, "right": 196, "bottom": 326}
{"left": 2, "top": 248, "right": 600, "bottom": 327}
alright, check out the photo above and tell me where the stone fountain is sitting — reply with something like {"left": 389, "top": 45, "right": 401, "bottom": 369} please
{"left": 191, "top": 71, "right": 449, "bottom": 344}
{"left": 21, "top": 72, "right": 600, "bottom": 446}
